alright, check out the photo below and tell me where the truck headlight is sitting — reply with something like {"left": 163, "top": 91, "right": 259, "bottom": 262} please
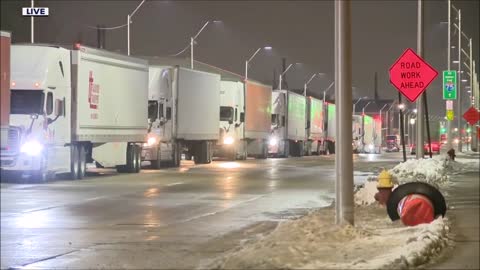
{"left": 368, "top": 144, "right": 374, "bottom": 150}
{"left": 147, "top": 136, "right": 157, "bottom": 146}
{"left": 223, "top": 136, "right": 234, "bottom": 145}
{"left": 20, "top": 140, "right": 43, "bottom": 156}
{"left": 269, "top": 137, "right": 278, "bottom": 146}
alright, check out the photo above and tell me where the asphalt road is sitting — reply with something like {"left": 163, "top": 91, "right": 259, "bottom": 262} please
{"left": 1, "top": 153, "right": 403, "bottom": 269}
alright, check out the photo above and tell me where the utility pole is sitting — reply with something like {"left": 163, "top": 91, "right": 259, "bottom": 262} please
{"left": 457, "top": 10, "right": 463, "bottom": 152}
{"left": 334, "top": 0, "right": 354, "bottom": 225}
{"left": 415, "top": 0, "right": 425, "bottom": 159}
{"left": 31, "top": 0, "right": 34, "bottom": 43}
{"left": 446, "top": 0, "right": 453, "bottom": 151}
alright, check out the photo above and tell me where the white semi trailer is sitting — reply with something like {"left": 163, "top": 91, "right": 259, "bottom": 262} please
{"left": 142, "top": 66, "right": 220, "bottom": 167}
{"left": 215, "top": 80, "right": 272, "bottom": 160}
{"left": 269, "top": 90, "right": 306, "bottom": 157}
{"left": 0, "top": 44, "right": 148, "bottom": 181}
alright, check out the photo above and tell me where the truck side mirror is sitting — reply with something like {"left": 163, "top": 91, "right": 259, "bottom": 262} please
{"left": 281, "top": 116, "right": 286, "bottom": 127}
{"left": 166, "top": 107, "right": 172, "bottom": 120}
{"left": 240, "top": 112, "right": 245, "bottom": 123}
{"left": 55, "top": 99, "right": 64, "bottom": 116}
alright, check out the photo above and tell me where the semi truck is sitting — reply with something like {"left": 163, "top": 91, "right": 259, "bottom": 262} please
{"left": 0, "top": 31, "right": 10, "bottom": 151}
{"left": 142, "top": 65, "right": 220, "bottom": 167}
{"left": 269, "top": 90, "right": 306, "bottom": 157}
{"left": 0, "top": 44, "right": 148, "bottom": 181}
{"left": 215, "top": 80, "right": 272, "bottom": 160}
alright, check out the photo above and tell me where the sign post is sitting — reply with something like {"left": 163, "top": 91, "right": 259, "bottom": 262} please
{"left": 443, "top": 71, "right": 457, "bottom": 100}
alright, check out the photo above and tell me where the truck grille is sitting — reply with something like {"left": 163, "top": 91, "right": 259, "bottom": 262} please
{"left": 6, "top": 128, "right": 20, "bottom": 153}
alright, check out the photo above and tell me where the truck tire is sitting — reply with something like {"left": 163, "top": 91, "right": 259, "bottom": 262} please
{"left": 70, "top": 145, "right": 80, "bottom": 180}
{"left": 194, "top": 141, "right": 212, "bottom": 164}
{"left": 134, "top": 145, "right": 142, "bottom": 173}
{"left": 258, "top": 141, "right": 268, "bottom": 159}
{"left": 120, "top": 143, "right": 136, "bottom": 173}
{"left": 77, "top": 145, "right": 87, "bottom": 179}
{"left": 172, "top": 142, "right": 181, "bottom": 167}
{"left": 328, "top": 141, "right": 335, "bottom": 154}
{"left": 150, "top": 146, "right": 162, "bottom": 169}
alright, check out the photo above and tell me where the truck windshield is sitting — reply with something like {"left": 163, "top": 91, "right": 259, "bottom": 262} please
{"left": 220, "top": 106, "right": 234, "bottom": 122}
{"left": 10, "top": 90, "right": 44, "bottom": 115}
{"left": 148, "top": 100, "right": 158, "bottom": 121}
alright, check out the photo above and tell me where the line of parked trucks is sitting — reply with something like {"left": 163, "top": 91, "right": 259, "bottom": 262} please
{"left": 0, "top": 34, "right": 382, "bottom": 181}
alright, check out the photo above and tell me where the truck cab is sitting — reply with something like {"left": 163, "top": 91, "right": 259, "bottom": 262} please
{"left": 2, "top": 45, "right": 70, "bottom": 179}
{"left": 214, "top": 80, "right": 245, "bottom": 160}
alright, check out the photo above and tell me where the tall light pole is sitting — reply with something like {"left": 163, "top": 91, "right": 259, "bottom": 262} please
{"left": 386, "top": 102, "right": 396, "bottom": 135}
{"left": 323, "top": 81, "right": 335, "bottom": 103}
{"left": 31, "top": 0, "right": 34, "bottom": 43}
{"left": 127, "top": 0, "right": 146, "bottom": 56}
{"left": 353, "top": 97, "right": 365, "bottom": 114}
{"left": 334, "top": 0, "right": 353, "bottom": 226}
{"left": 446, "top": 0, "right": 453, "bottom": 151}
{"left": 416, "top": 0, "right": 425, "bottom": 159}
{"left": 457, "top": 9, "right": 462, "bottom": 152}
{"left": 304, "top": 73, "right": 324, "bottom": 146}
{"left": 190, "top": 21, "right": 211, "bottom": 69}
{"left": 245, "top": 46, "right": 272, "bottom": 82}
{"left": 279, "top": 63, "right": 300, "bottom": 90}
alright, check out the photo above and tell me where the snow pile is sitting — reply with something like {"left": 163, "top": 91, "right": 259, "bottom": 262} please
{"left": 206, "top": 206, "right": 449, "bottom": 269}
{"left": 354, "top": 181, "right": 379, "bottom": 206}
{"left": 389, "top": 155, "right": 450, "bottom": 187}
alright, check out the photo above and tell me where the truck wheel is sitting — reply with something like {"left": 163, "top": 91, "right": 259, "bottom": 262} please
{"left": 298, "top": 142, "right": 304, "bottom": 157}
{"left": 123, "top": 143, "right": 136, "bottom": 173}
{"left": 258, "top": 141, "right": 268, "bottom": 159}
{"left": 77, "top": 145, "right": 87, "bottom": 179}
{"left": 134, "top": 145, "right": 142, "bottom": 173}
{"left": 150, "top": 146, "right": 162, "bottom": 169}
{"left": 329, "top": 141, "right": 335, "bottom": 154}
{"left": 194, "top": 141, "right": 211, "bottom": 164}
{"left": 70, "top": 145, "right": 79, "bottom": 180}
{"left": 172, "top": 142, "right": 181, "bottom": 167}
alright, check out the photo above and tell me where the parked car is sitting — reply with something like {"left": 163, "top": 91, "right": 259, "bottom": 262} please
{"left": 410, "top": 141, "right": 441, "bottom": 155}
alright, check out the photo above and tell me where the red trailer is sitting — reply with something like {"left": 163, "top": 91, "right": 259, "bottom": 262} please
{"left": 0, "top": 31, "right": 11, "bottom": 150}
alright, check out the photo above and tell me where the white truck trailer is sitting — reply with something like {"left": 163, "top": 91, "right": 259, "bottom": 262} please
{"left": 269, "top": 90, "right": 306, "bottom": 157}
{"left": 352, "top": 115, "right": 363, "bottom": 153}
{"left": 0, "top": 44, "right": 148, "bottom": 181}
{"left": 361, "top": 115, "right": 375, "bottom": 153}
{"left": 142, "top": 66, "right": 220, "bottom": 167}
{"left": 305, "top": 96, "right": 324, "bottom": 155}
{"left": 0, "top": 31, "right": 11, "bottom": 151}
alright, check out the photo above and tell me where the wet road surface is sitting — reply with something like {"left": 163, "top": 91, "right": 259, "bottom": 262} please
{"left": 1, "top": 153, "right": 403, "bottom": 269}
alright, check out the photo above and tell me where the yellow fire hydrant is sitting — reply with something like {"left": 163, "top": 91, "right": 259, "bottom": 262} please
{"left": 374, "top": 169, "right": 394, "bottom": 205}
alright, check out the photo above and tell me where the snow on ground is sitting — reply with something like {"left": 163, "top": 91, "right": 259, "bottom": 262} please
{"left": 388, "top": 155, "right": 451, "bottom": 188}
{"left": 205, "top": 205, "right": 449, "bottom": 270}
{"left": 354, "top": 181, "right": 379, "bottom": 206}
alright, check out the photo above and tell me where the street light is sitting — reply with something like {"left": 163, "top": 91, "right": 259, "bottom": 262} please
{"left": 245, "top": 46, "right": 272, "bottom": 82}
{"left": 322, "top": 81, "right": 335, "bottom": 103}
{"left": 127, "top": 0, "right": 146, "bottom": 55}
{"left": 279, "top": 63, "right": 300, "bottom": 90}
{"left": 304, "top": 73, "right": 324, "bottom": 96}
{"left": 353, "top": 96, "right": 366, "bottom": 114}
{"left": 362, "top": 101, "right": 373, "bottom": 116}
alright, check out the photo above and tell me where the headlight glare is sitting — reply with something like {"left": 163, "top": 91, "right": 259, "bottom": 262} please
{"left": 20, "top": 140, "right": 43, "bottom": 156}
{"left": 223, "top": 136, "right": 234, "bottom": 145}
{"left": 269, "top": 137, "right": 278, "bottom": 146}
{"left": 147, "top": 136, "right": 157, "bottom": 146}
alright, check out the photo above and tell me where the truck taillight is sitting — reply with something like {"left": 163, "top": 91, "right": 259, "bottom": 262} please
{"left": 34, "top": 82, "right": 40, "bottom": 88}
{"left": 11, "top": 81, "right": 15, "bottom": 87}
{"left": 74, "top": 43, "right": 81, "bottom": 50}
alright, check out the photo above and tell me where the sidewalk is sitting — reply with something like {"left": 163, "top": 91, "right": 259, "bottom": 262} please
{"left": 428, "top": 152, "right": 480, "bottom": 269}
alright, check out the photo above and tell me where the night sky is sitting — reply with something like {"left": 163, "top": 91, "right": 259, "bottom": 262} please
{"left": 1, "top": 0, "right": 479, "bottom": 115}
